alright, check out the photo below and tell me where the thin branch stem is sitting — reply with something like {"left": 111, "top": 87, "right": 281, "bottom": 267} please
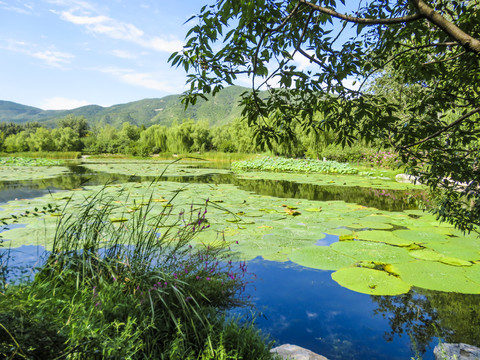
{"left": 401, "top": 106, "right": 480, "bottom": 149}
{"left": 299, "top": 0, "right": 423, "bottom": 24}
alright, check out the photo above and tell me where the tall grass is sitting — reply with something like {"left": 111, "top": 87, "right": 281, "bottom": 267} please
{"left": 0, "top": 187, "right": 275, "bottom": 359}
{"left": 0, "top": 151, "right": 81, "bottom": 160}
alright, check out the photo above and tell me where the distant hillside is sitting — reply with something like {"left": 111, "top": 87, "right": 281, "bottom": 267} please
{"left": 0, "top": 86, "right": 250, "bottom": 128}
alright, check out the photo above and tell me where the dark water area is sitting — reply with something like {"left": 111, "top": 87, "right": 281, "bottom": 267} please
{"left": 1, "top": 163, "right": 478, "bottom": 359}
{"left": 0, "top": 165, "right": 423, "bottom": 211}
{"left": 244, "top": 259, "right": 427, "bottom": 360}
{"left": 6, "top": 246, "right": 480, "bottom": 360}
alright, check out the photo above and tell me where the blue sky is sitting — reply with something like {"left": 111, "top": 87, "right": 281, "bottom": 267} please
{"left": 0, "top": 0, "right": 213, "bottom": 109}
{"left": 0, "top": 0, "right": 358, "bottom": 110}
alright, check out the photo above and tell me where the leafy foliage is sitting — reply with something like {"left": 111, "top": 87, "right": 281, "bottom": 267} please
{"left": 171, "top": 0, "right": 480, "bottom": 232}
{"left": 0, "top": 188, "right": 275, "bottom": 359}
{"left": 232, "top": 156, "right": 358, "bottom": 174}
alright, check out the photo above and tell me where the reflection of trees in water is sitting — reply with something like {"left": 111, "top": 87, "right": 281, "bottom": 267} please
{"left": 372, "top": 290, "right": 480, "bottom": 355}
{"left": 0, "top": 166, "right": 425, "bottom": 211}
{"left": 231, "top": 178, "right": 424, "bottom": 211}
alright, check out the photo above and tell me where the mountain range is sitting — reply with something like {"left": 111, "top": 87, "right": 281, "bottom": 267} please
{"left": 0, "top": 86, "right": 249, "bottom": 128}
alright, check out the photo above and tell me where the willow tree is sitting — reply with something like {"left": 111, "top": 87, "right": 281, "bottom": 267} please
{"left": 170, "top": 0, "right": 480, "bottom": 232}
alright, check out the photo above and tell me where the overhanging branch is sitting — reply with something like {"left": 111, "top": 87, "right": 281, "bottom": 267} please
{"left": 298, "top": 0, "right": 422, "bottom": 24}
{"left": 401, "top": 106, "right": 480, "bottom": 149}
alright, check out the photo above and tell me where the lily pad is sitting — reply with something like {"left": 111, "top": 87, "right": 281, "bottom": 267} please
{"left": 357, "top": 230, "right": 414, "bottom": 247}
{"left": 331, "top": 241, "right": 412, "bottom": 264}
{"left": 391, "top": 261, "right": 480, "bottom": 294}
{"left": 288, "top": 246, "right": 356, "bottom": 270}
{"left": 465, "top": 264, "right": 480, "bottom": 284}
{"left": 331, "top": 267, "right": 411, "bottom": 295}
{"left": 393, "top": 229, "right": 449, "bottom": 244}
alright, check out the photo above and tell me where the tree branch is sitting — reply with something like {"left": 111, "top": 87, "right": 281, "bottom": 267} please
{"left": 423, "top": 51, "right": 466, "bottom": 65}
{"left": 410, "top": 0, "right": 480, "bottom": 54}
{"left": 401, "top": 106, "right": 480, "bottom": 149}
{"left": 298, "top": 0, "right": 423, "bottom": 24}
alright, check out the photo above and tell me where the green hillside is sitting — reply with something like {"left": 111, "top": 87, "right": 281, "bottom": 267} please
{"left": 0, "top": 86, "right": 250, "bottom": 128}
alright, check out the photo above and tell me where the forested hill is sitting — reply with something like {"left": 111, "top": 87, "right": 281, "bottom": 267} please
{"left": 0, "top": 86, "right": 248, "bottom": 128}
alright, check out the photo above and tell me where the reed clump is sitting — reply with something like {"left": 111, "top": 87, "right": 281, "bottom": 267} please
{"left": 0, "top": 187, "right": 275, "bottom": 359}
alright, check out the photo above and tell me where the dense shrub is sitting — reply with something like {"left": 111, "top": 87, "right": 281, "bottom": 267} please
{"left": 0, "top": 189, "right": 276, "bottom": 359}
{"left": 232, "top": 156, "right": 358, "bottom": 174}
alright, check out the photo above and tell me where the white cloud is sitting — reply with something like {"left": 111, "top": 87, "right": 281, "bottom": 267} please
{"left": 0, "top": 1, "right": 34, "bottom": 14}
{"left": 293, "top": 50, "right": 316, "bottom": 71}
{"left": 112, "top": 49, "right": 137, "bottom": 59}
{"left": 97, "top": 67, "right": 178, "bottom": 92}
{"left": 342, "top": 77, "right": 361, "bottom": 91}
{"left": 32, "top": 50, "right": 74, "bottom": 67}
{"left": 49, "top": 0, "right": 183, "bottom": 53}
{"left": 0, "top": 39, "right": 74, "bottom": 68}
{"left": 41, "top": 97, "right": 91, "bottom": 110}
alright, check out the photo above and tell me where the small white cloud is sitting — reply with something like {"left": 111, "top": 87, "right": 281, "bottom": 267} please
{"left": 50, "top": 1, "right": 182, "bottom": 53}
{"left": 32, "top": 50, "right": 74, "bottom": 67}
{"left": 112, "top": 49, "right": 137, "bottom": 59}
{"left": 41, "top": 97, "right": 91, "bottom": 110}
{"left": 342, "top": 77, "right": 361, "bottom": 91}
{"left": 0, "top": 0, "right": 34, "bottom": 14}
{"left": 97, "top": 67, "right": 178, "bottom": 92}
{"left": 293, "top": 50, "right": 316, "bottom": 71}
{"left": 1, "top": 39, "right": 74, "bottom": 68}
{"left": 306, "top": 311, "right": 319, "bottom": 320}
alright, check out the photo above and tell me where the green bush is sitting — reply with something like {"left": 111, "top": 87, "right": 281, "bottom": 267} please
{"left": 232, "top": 156, "right": 358, "bottom": 174}
{"left": 0, "top": 188, "right": 275, "bottom": 359}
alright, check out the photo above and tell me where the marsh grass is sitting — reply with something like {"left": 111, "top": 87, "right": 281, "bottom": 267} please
{"left": 0, "top": 185, "right": 275, "bottom": 359}
{"left": 0, "top": 151, "right": 81, "bottom": 160}
{"left": 88, "top": 152, "right": 258, "bottom": 162}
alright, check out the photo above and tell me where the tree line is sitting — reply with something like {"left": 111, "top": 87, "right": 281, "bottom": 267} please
{"left": 0, "top": 114, "right": 381, "bottom": 162}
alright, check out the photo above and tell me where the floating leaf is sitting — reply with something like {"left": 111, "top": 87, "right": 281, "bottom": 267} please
{"left": 409, "top": 249, "right": 444, "bottom": 262}
{"left": 109, "top": 217, "right": 128, "bottom": 223}
{"left": 331, "top": 241, "right": 412, "bottom": 264}
{"left": 305, "top": 208, "right": 322, "bottom": 212}
{"left": 288, "top": 246, "right": 355, "bottom": 271}
{"left": 357, "top": 230, "right": 413, "bottom": 247}
{"left": 331, "top": 267, "right": 411, "bottom": 295}
{"left": 394, "top": 229, "right": 448, "bottom": 244}
{"left": 391, "top": 261, "right": 480, "bottom": 294}
{"left": 339, "top": 234, "right": 355, "bottom": 241}
{"left": 284, "top": 208, "right": 301, "bottom": 216}
{"left": 465, "top": 264, "right": 480, "bottom": 284}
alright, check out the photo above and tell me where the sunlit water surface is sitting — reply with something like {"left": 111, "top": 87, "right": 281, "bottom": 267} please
{"left": 2, "top": 163, "right": 479, "bottom": 360}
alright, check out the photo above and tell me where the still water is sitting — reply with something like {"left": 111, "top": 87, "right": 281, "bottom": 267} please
{"left": 1, "top": 163, "right": 479, "bottom": 359}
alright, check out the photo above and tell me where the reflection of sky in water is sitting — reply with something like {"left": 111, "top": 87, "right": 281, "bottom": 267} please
{"left": 239, "top": 258, "right": 435, "bottom": 360}
{"left": 1, "top": 245, "right": 47, "bottom": 283}
{"left": 3, "top": 246, "right": 437, "bottom": 360}
{"left": 316, "top": 233, "right": 339, "bottom": 246}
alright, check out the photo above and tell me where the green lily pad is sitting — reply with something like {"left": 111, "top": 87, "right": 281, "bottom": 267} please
{"left": 465, "top": 264, "right": 480, "bottom": 284}
{"left": 408, "top": 249, "right": 472, "bottom": 267}
{"left": 391, "top": 261, "right": 480, "bottom": 294}
{"left": 393, "top": 229, "right": 449, "bottom": 244}
{"left": 331, "top": 267, "right": 411, "bottom": 295}
{"left": 408, "top": 249, "right": 445, "bottom": 262}
{"left": 426, "top": 240, "right": 480, "bottom": 262}
{"left": 357, "top": 230, "right": 414, "bottom": 247}
{"left": 109, "top": 217, "right": 128, "bottom": 223}
{"left": 331, "top": 241, "right": 412, "bottom": 264}
{"left": 288, "top": 246, "right": 356, "bottom": 270}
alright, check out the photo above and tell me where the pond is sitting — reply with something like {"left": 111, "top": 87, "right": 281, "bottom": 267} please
{"left": 1, "top": 159, "right": 479, "bottom": 360}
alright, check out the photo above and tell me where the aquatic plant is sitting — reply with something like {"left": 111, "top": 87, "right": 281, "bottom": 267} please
{"left": 0, "top": 157, "right": 63, "bottom": 166}
{"left": 0, "top": 187, "right": 275, "bottom": 359}
{"left": 231, "top": 156, "right": 358, "bottom": 174}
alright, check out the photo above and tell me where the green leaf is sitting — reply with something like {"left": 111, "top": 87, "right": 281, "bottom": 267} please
{"left": 331, "top": 267, "right": 411, "bottom": 295}
{"left": 288, "top": 246, "right": 356, "bottom": 270}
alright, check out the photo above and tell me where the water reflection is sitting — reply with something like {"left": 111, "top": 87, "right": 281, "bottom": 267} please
{"left": 373, "top": 290, "right": 480, "bottom": 354}
{"left": 0, "top": 165, "right": 426, "bottom": 212}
